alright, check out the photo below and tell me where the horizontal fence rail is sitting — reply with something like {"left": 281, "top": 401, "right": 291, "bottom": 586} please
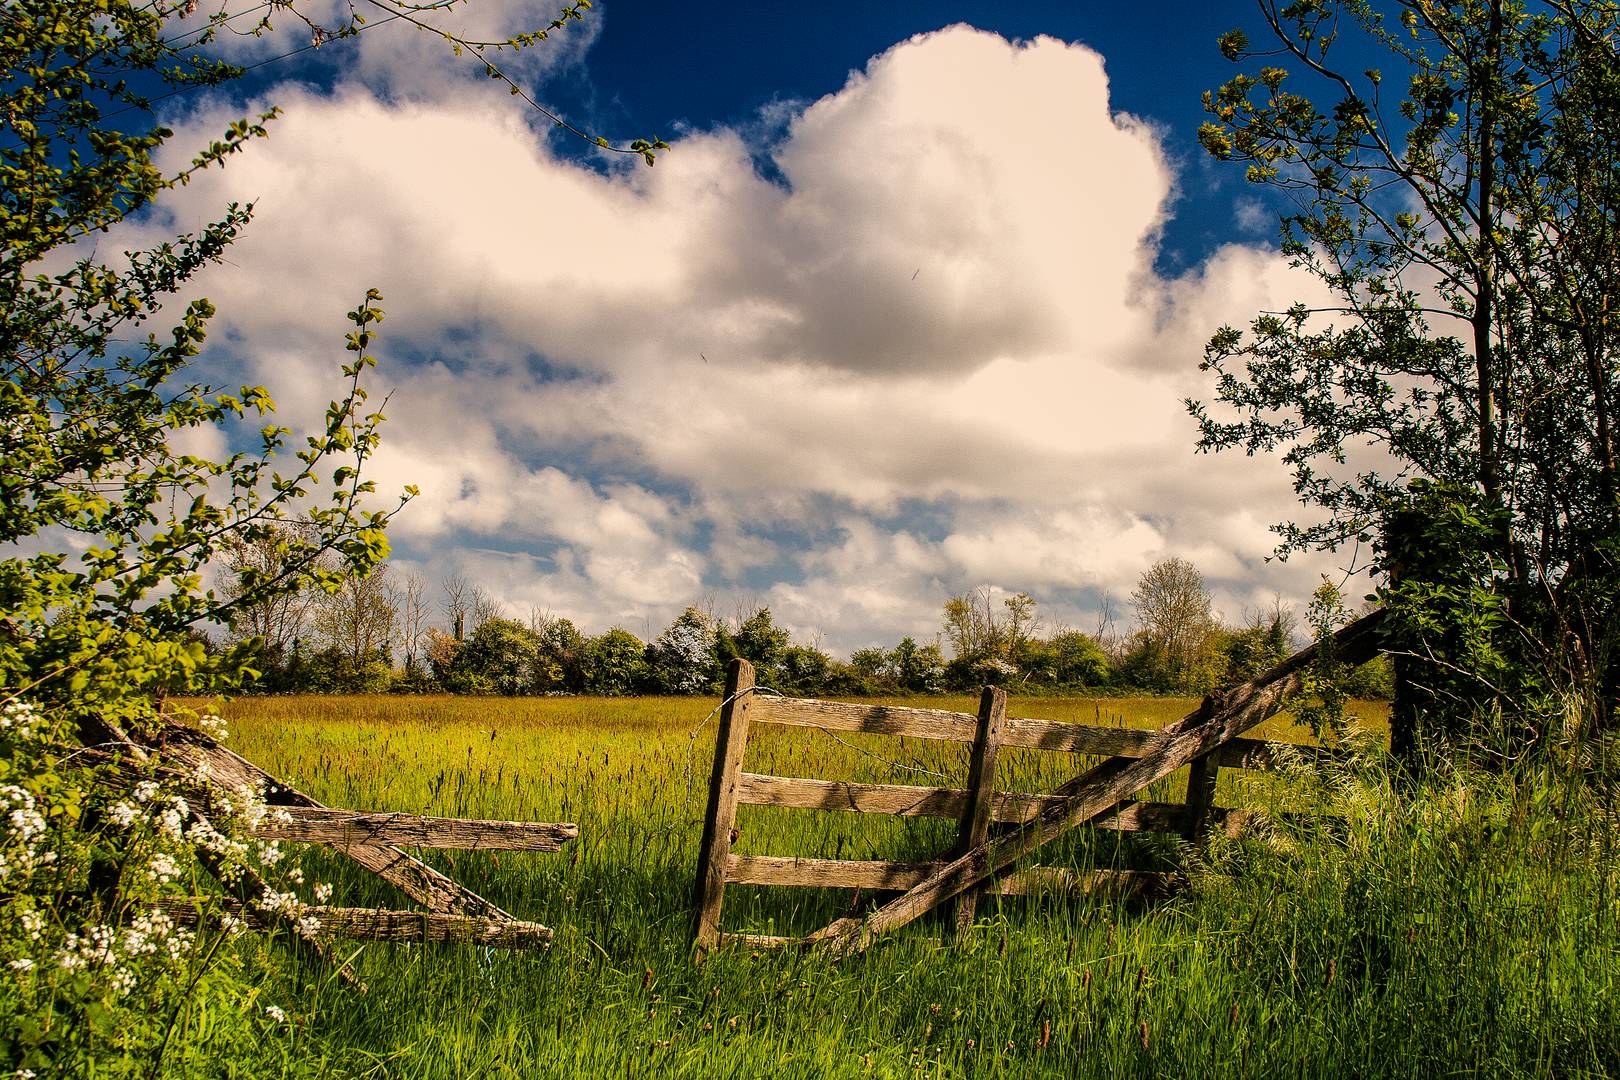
{"left": 689, "top": 639, "right": 1368, "bottom": 952}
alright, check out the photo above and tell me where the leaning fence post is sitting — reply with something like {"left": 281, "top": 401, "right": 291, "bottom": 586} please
{"left": 950, "top": 685, "right": 1006, "bottom": 942}
{"left": 693, "top": 658, "right": 756, "bottom": 951}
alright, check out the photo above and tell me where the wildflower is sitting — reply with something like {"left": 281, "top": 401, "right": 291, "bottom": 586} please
{"left": 1, "top": 700, "right": 45, "bottom": 740}
{"left": 9, "top": 958, "right": 34, "bottom": 972}
{"left": 133, "top": 781, "right": 160, "bottom": 803}
{"left": 108, "top": 800, "right": 139, "bottom": 828}
{"left": 264, "top": 1004, "right": 287, "bottom": 1023}
{"left": 313, "top": 882, "right": 333, "bottom": 904}
{"left": 146, "top": 853, "right": 181, "bottom": 885}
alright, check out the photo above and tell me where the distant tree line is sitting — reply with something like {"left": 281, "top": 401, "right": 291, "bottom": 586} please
{"left": 215, "top": 530, "right": 1390, "bottom": 698}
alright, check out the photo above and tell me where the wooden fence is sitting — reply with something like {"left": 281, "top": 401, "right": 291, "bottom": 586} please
{"left": 87, "top": 718, "right": 577, "bottom": 987}
{"left": 693, "top": 608, "right": 1385, "bottom": 953}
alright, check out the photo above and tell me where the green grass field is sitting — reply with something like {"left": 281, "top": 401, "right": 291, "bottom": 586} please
{"left": 199, "top": 692, "right": 1618, "bottom": 1079}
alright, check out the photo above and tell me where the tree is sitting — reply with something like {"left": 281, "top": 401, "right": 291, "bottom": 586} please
{"left": 533, "top": 614, "right": 587, "bottom": 693}
{"left": 443, "top": 574, "right": 472, "bottom": 641}
{"left": 731, "top": 607, "right": 790, "bottom": 685}
{"left": 941, "top": 586, "right": 1007, "bottom": 665}
{"left": 311, "top": 562, "right": 396, "bottom": 667}
{"left": 646, "top": 607, "right": 717, "bottom": 694}
{"left": 216, "top": 521, "right": 326, "bottom": 666}
{"left": 396, "top": 571, "right": 432, "bottom": 684}
{"left": 450, "top": 617, "right": 540, "bottom": 696}
{"left": 0, "top": 0, "right": 410, "bottom": 1065}
{"left": 779, "top": 643, "right": 834, "bottom": 696}
{"left": 1222, "top": 600, "right": 1296, "bottom": 686}
{"left": 1193, "top": 0, "right": 1620, "bottom": 742}
{"left": 1026, "top": 629, "right": 1112, "bottom": 687}
{"left": 1130, "top": 557, "right": 1216, "bottom": 692}
{"left": 887, "top": 636, "right": 947, "bottom": 692}
{"left": 0, "top": 0, "right": 669, "bottom": 1064}
{"left": 585, "top": 627, "right": 649, "bottom": 696}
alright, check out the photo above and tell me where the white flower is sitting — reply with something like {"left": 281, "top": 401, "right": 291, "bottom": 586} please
{"left": 155, "top": 807, "right": 185, "bottom": 841}
{"left": 108, "top": 800, "right": 138, "bottom": 828}
{"left": 20, "top": 910, "right": 43, "bottom": 940}
{"left": 9, "top": 958, "right": 34, "bottom": 972}
{"left": 264, "top": 1004, "right": 287, "bottom": 1023}
{"left": 133, "top": 780, "right": 160, "bottom": 803}
{"left": 145, "top": 853, "right": 181, "bottom": 885}
{"left": 312, "top": 882, "right": 333, "bottom": 904}
{"left": 2, "top": 700, "right": 45, "bottom": 741}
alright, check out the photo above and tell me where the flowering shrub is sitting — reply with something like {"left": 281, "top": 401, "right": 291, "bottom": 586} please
{"left": 0, "top": 699, "right": 328, "bottom": 1074}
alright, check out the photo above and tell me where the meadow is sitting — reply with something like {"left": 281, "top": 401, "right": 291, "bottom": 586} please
{"left": 198, "top": 692, "right": 1619, "bottom": 1079}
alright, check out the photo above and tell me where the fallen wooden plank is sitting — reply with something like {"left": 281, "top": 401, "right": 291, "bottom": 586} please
{"left": 734, "top": 773, "right": 1248, "bottom": 833}
{"left": 159, "top": 898, "right": 553, "bottom": 947}
{"left": 254, "top": 808, "right": 578, "bottom": 852}
{"left": 128, "top": 724, "right": 521, "bottom": 922}
{"left": 821, "top": 609, "right": 1386, "bottom": 954}
{"left": 77, "top": 717, "right": 365, "bottom": 988}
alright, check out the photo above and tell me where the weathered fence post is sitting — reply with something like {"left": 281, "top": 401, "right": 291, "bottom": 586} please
{"left": 950, "top": 685, "right": 1006, "bottom": 942}
{"left": 1181, "top": 694, "right": 1221, "bottom": 842}
{"left": 693, "top": 658, "right": 756, "bottom": 951}
{"left": 1182, "top": 754, "right": 1220, "bottom": 842}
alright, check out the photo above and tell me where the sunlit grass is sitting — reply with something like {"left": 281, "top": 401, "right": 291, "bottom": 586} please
{"left": 201, "top": 692, "right": 1618, "bottom": 1079}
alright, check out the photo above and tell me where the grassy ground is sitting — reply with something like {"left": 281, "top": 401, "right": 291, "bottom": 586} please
{"left": 192, "top": 692, "right": 1618, "bottom": 1079}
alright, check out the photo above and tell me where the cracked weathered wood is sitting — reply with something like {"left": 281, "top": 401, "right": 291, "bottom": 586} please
{"left": 724, "top": 854, "right": 1171, "bottom": 896}
{"left": 693, "top": 658, "right": 756, "bottom": 950}
{"left": 733, "top": 774, "right": 1252, "bottom": 833}
{"left": 134, "top": 724, "right": 519, "bottom": 921}
{"left": 254, "top": 808, "right": 577, "bottom": 852}
{"left": 822, "top": 609, "right": 1386, "bottom": 954}
{"left": 951, "top": 686, "right": 1005, "bottom": 941}
{"left": 79, "top": 717, "right": 366, "bottom": 988}
{"left": 752, "top": 695, "right": 1321, "bottom": 767}
{"left": 160, "top": 898, "right": 553, "bottom": 947}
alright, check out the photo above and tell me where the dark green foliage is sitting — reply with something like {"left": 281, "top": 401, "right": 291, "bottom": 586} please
{"left": 584, "top": 627, "right": 648, "bottom": 696}
{"left": 1378, "top": 482, "right": 1566, "bottom": 758}
{"left": 534, "top": 616, "right": 587, "bottom": 693}
{"left": 775, "top": 644, "right": 831, "bottom": 696}
{"left": 1023, "top": 630, "right": 1112, "bottom": 687}
{"left": 1193, "top": 0, "right": 1620, "bottom": 751}
{"left": 449, "top": 618, "right": 539, "bottom": 696}
{"left": 731, "top": 608, "right": 789, "bottom": 686}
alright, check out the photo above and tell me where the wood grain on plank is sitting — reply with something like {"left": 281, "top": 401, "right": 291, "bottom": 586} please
{"left": 254, "top": 808, "right": 577, "bottom": 851}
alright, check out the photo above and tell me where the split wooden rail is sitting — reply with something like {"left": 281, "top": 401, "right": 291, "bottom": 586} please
{"left": 693, "top": 608, "right": 1385, "bottom": 953}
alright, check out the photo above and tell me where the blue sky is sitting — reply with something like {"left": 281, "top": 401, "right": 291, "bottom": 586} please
{"left": 136, "top": 0, "right": 1363, "bottom": 653}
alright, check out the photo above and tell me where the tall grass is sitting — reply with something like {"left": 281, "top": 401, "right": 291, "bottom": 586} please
{"left": 193, "top": 693, "right": 1616, "bottom": 1079}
